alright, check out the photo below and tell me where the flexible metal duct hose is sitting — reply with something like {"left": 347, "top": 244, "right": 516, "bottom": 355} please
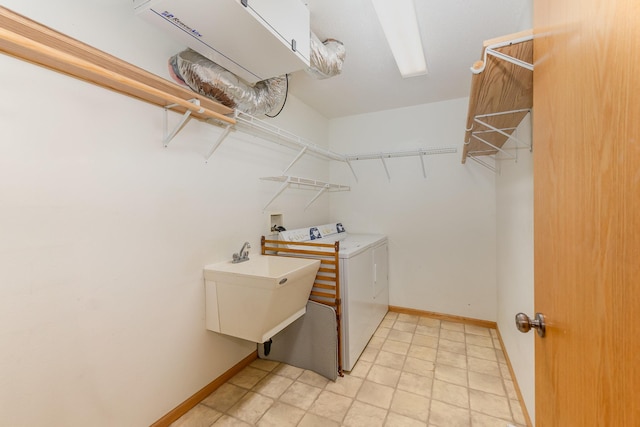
{"left": 168, "top": 33, "right": 345, "bottom": 116}
{"left": 306, "top": 33, "right": 346, "bottom": 79}
{"left": 169, "top": 48, "right": 286, "bottom": 116}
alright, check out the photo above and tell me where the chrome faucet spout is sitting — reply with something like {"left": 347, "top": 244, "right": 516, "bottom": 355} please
{"left": 232, "top": 241, "right": 251, "bottom": 263}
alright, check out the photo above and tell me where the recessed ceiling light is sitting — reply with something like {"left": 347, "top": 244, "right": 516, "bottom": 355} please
{"left": 372, "top": 0, "right": 428, "bottom": 78}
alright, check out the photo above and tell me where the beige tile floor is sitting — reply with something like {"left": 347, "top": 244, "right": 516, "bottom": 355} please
{"left": 171, "top": 312, "right": 528, "bottom": 427}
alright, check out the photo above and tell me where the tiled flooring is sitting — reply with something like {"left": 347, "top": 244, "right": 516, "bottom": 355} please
{"left": 171, "top": 312, "right": 527, "bottom": 427}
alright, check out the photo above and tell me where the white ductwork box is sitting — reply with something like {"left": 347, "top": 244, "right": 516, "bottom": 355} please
{"left": 134, "top": 0, "right": 310, "bottom": 84}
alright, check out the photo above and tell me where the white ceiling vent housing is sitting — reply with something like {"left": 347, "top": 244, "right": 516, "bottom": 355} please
{"left": 134, "top": 0, "right": 310, "bottom": 84}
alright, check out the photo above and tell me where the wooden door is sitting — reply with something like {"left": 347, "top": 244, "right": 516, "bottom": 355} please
{"left": 533, "top": 0, "right": 640, "bottom": 425}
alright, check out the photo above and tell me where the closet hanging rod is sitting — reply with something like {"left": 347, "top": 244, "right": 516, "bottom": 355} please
{"left": 0, "top": 7, "right": 235, "bottom": 124}
{"left": 0, "top": 31, "right": 234, "bottom": 125}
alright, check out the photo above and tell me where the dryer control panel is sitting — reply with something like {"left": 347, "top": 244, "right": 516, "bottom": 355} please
{"left": 279, "top": 223, "right": 346, "bottom": 242}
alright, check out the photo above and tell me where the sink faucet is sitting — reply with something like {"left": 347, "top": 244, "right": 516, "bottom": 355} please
{"left": 232, "top": 241, "right": 251, "bottom": 263}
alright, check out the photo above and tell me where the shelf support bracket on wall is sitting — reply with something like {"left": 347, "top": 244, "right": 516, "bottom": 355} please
{"left": 467, "top": 154, "right": 497, "bottom": 173}
{"left": 163, "top": 99, "right": 202, "bottom": 147}
{"left": 262, "top": 180, "right": 291, "bottom": 211}
{"left": 473, "top": 109, "right": 531, "bottom": 151}
{"left": 470, "top": 133, "right": 516, "bottom": 160}
{"left": 471, "top": 34, "right": 534, "bottom": 74}
{"left": 204, "top": 124, "right": 233, "bottom": 162}
{"left": 380, "top": 155, "right": 391, "bottom": 181}
{"left": 260, "top": 176, "right": 350, "bottom": 211}
{"left": 282, "top": 146, "right": 308, "bottom": 174}
{"left": 467, "top": 109, "right": 532, "bottom": 164}
{"left": 346, "top": 160, "right": 359, "bottom": 182}
{"left": 419, "top": 153, "right": 427, "bottom": 178}
{"left": 304, "top": 185, "right": 330, "bottom": 210}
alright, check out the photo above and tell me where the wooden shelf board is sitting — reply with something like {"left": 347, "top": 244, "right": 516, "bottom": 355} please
{"left": 0, "top": 6, "right": 235, "bottom": 124}
{"left": 462, "top": 30, "right": 533, "bottom": 163}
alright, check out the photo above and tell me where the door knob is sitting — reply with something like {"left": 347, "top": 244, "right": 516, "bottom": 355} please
{"left": 515, "top": 312, "right": 546, "bottom": 337}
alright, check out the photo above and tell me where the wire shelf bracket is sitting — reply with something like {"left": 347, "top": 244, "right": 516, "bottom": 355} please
{"left": 466, "top": 110, "right": 533, "bottom": 174}
{"left": 282, "top": 146, "right": 308, "bottom": 175}
{"left": 465, "top": 109, "right": 532, "bottom": 169}
{"left": 345, "top": 160, "right": 359, "bottom": 183}
{"left": 206, "top": 113, "right": 457, "bottom": 180}
{"left": 204, "top": 124, "right": 233, "bottom": 162}
{"left": 380, "top": 155, "right": 391, "bottom": 181}
{"left": 419, "top": 153, "right": 428, "bottom": 178}
{"left": 471, "top": 34, "right": 534, "bottom": 75}
{"left": 473, "top": 109, "right": 532, "bottom": 151}
{"left": 260, "top": 176, "right": 350, "bottom": 211}
{"left": 163, "top": 99, "right": 204, "bottom": 147}
{"left": 467, "top": 154, "right": 498, "bottom": 173}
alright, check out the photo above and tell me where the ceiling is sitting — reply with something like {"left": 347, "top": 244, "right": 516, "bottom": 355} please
{"left": 288, "top": 0, "right": 533, "bottom": 119}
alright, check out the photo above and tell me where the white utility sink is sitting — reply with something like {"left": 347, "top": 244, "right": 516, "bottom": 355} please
{"left": 204, "top": 255, "right": 321, "bottom": 343}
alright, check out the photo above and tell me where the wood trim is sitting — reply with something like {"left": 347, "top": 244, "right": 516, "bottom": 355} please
{"left": 0, "top": 6, "right": 235, "bottom": 124}
{"left": 495, "top": 328, "right": 533, "bottom": 427}
{"left": 388, "top": 306, "right": 497, "bottom": 329}
{"left": 150, "top": 351, "right": 257, "bottom": 427}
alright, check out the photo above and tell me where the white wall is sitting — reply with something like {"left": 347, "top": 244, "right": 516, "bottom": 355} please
{"left": 328, "top": 100, "right": 535, "bottom": 417}
{"left": 329, "top": 99, "right": 497, "bottom": 321}
{"left": 495, "top": 116, "right": 535, "bottom": 421}
{"left": 0, "top": 1, "right": 330, "bottom": 425}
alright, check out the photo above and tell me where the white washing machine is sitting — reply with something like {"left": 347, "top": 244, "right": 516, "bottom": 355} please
{"left": 280, "top": 223, "right": 389, "bottom": 371}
